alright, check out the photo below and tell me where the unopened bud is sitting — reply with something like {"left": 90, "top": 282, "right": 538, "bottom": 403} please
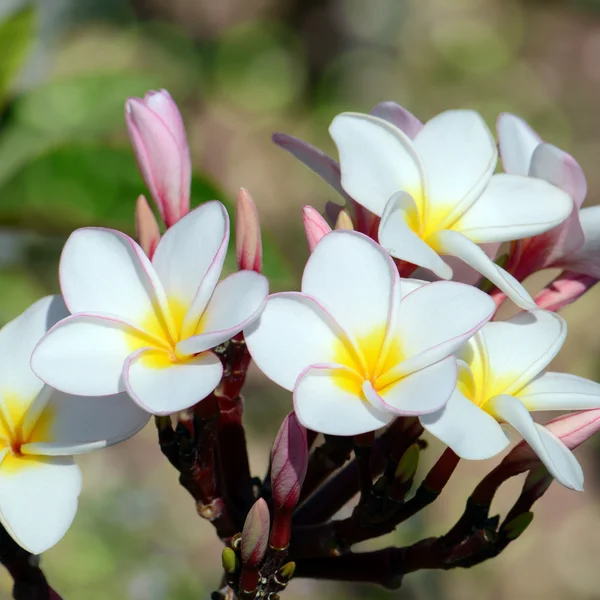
{"left": 334, "top": 209, "right": 354, "bottom": 230}
{"left": 276, "top": 561, "right": 296, "bottom": 583}
{"left": 241, "top": 498, "right": 270, "bottom": 567}
{"left": 303, "top": 205, "right": 331, "bottom": 252}
{"left": 235, "top": 188, "right": 262, "bottom": 272}
{"left": 271, "top": 412, "right": 308, "bottom": 510}
{"left": 135, "top": 195, "right": 160, "bottom": 259}
{"left": 395, "top": 444, "right": 420, "bottom": 484}
{"left": 503, "top": 511, "right": 534, "bottom": 540}
{"left": 221, "top": 547, "right": 239, "bottom": 574}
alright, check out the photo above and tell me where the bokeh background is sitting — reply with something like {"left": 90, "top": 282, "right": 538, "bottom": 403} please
{"left": 0, "top": 0, "right": 599, "bottom": 598}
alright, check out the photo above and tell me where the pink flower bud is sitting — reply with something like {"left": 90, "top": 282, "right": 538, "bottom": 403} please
{"left": 135, "top": 195, "right": 160, "bottom": 259}
{"left": 534, "top": 270, "right": 598, "bottom": 312}
{"left": 271, "top": 412, "right": 308, "bottom": 510}
{"left": 235, "top": 188, "right": 262, "bottom": 272}
{"left": 125, "top": 89, "right": 191, "bottom": 228}
{"left": 303, "top": 206, "right": 331, "bottom": 252}
{"left": 241, "top": 498, "right": 270, "bottom": 567}
{"left": 504, "top": 409, "right": 600, "bottom": 467}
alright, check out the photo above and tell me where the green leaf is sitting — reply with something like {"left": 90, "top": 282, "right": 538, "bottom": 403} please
{"left": 0, "top": 143, "right": 295, "bottom": 288}
{"left": 0, "top": 5, "right": 35, "bottom": 106}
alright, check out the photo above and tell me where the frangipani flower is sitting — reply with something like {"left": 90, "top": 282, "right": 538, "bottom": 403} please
{"left": 421, "top": 311, "right": 600, "bottom": 490}
{"left": 245, "top": 230, "right": 496, "bottom": 435}
{"left": 0, "top": 295, "right": 148, "bottom": 553}
{"left": 329, "top": 110, "right": 573, "bottom": 308}
{"left": 32, "top": 202, "right": 269, "bottom": 415}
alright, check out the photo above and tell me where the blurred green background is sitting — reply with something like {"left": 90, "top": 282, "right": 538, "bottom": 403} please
{"left": 0, "top": 0, "right": 599, "bottom": 598}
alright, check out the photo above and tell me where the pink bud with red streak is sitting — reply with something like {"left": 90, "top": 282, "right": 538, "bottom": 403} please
{"left": 303, "top": 206, "right": 331, "bottom": 252}
{"left": 135, "top": 195, "right": 160, "bottom": 259}
{"left": 534, "top": 270, "right": 598, "bottom": 312}
{"left": 235, "top": 188, "right": 262, "bottom": 272}
{"left": 271, "top": 412, "right": 308, "bottom": 510}
{"left": 126, "top": 89, "right": 191, "bottom": 228}
{"left": 241, "top": 498, "right": 270, "bottom": 567}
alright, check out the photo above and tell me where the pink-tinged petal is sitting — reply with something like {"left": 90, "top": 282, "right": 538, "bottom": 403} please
{"left": 123, "top": 350, "right": 223, "bottom": 415}
{"left": 370, "top": 101, "right": 423, "bottom": 139}
{"left": 175, "top": 270, "right": 268, "bottom": 356}
{"left": 497, "top": 113, "right": 542, "bottom": 176}
{"left": 152, "top": 201, "right": 229, "bottom": 335}
{"left": 529, "top": 143, "right": 587, "bottom": 208}
{"left": 414, "top": 110, "right": 497, "bottom": 227}
{"left": 31, "top": 314, "right": 147, "bottom": 396}
{"left": 376, "top": 356, "right": 457, "bottom": 415}
{"left": 489, "top": 394, "right": 583, "bottom": 491}
{"left": 519, "top": 372, "right": 600, "bottom": 411}
{"left": 534, "top": 270, "right": 598, "bottom": 312}
{"left": 329, "top": 112, "right": 425, "bottom": 217}
{"left": 302, "top": 230, "right": 396, "bottom": 339}
{"left": 244, "top": 293, "right": 348, "bottom": 391}
{"left": 22, "top": 390, "right": 149, "bottom": 456}
{"left": 303, "top": 206, "right": 332, "bottom": 252}
{"left": 0, "top": 296, "right": 67, "bottom": 410}
{"left": 390, "top": 281, "right": 495, "bottom": 374}
{"left": 378, "top": 192, "right": 453, "bottom": 279}
{"left": 235, "top": 188, "right": 262, "bottom": 272}
{"left": 135, "top": 194, "right": 160, "bottom": 259}
{"left": 272, "top": 133, "right": 351, "bottom": 202}
{"left": 60, "top": 227, "right": 172, "bottom": 336}
{"left": 293, "top": 364, "right": 393, "bottom": 435}
{"left": 0, "top": 455, "right": 81, "bottom": 554}
{"left": 481, "top": 311, "right": 566, "bottom": 397}
{"left": 453, "top": 174, "right": 572, "bottom": 244}
{"left": 420, "top": 387, "right": 510, "bottom": 459}
{"left": 126, "top": 94, "right": 189, "bottom": 227}
{"left": 434, "top": 230, "right": 537, "bottom": 309}
{"left": 558, "top": 205, "right": 600, "bottom": 278}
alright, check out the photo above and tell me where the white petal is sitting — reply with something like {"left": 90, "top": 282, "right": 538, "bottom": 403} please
{"left": 293, "top": 364, "right": 393, "bottom": 435}
{"left": 370, "top": 101, "right": 423, "bottom": 138}
{"left": 497, "top": 113, "right": 542, "bottom": 176}
{"left": 391, "top": 281, "right": 495, "bottom": 373}
{"left": 519, "top": 372, "right": 600, "bottom": 411}
{"left": 559, "top": 205, "right": 600, "bottom": 278}
{"left": 329, "top": 112, "right": 425, "bottom": 216}
{"left": 414, "top": 110, "right": 497, "bottom": 227}
{"left": 529, "top": 143, "right": 587, "bottom": 208}
{"left": 272, "top": 133, "right": 352, "bottom": 201}
{"left": 481, "top": 311, "right": 566, "bottom": 397}
{"left": 123, "top": 350, "right": 223, "bottom": 414}
{"left": 420, "top": 388, "right": 510, "bottom": 460}
{"left": 377, "top": 356, "right": 457, "bottom": 415}
{"left": 378, "top": 192, "right": 453, "bottom": 279}
{"left": 32, "top": 314, "right": 141, "bottom": 396}
{"left": 0, "top": 455, "right": 81, "bottom": 553}
{"left": 453, "top": 174, "right": 572, "bottom": 243}
{"left": 60, "top": 228, "right": 171, "bottom": 334}
{"left": 176, "top": 270, "right": 268, "bottom": 356}
{"left": 302, "top": 230, "right": 396, "bottom": 338}
{"left": 489, "top": 394, "right": 583, "bottom": 490}
{"left": 22, "top": 390, "right": 149, "bottom": 456}
{"left": 244, "top": 293, "right": 346, "bottom": 391}
{"left": 434, "top": 230, "right": 537, "bottom": 309}
{"left": 0, "top": 296, "right": 67, "bottom": 411}
{"left": 152, "top": 202, "right": 229, "bottom": 326}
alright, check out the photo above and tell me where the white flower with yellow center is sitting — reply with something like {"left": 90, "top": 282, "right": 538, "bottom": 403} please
{"left": 31, "top": 202, "right": 269, "bottom": 415}
{"left": 245, "top": 230, "right": 496, "bottom": 435}
{"left": 329, "top": 110, "right": 573, "bottom": 308}
{"left": 0, "top": 295, "right": 148, "bottom": 553}
{"left": 421, "top": 311, "right": 600, "bottom": 490}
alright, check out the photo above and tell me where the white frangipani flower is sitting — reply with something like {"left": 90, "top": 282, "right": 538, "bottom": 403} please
{"left": 0, "top": 296, "right": 149, "bottom": 553}
{"left": 329, "top": 110, "right": 573, "bottom": 308}
{"left": 245, "top": 230, "right": 496, "bottom": 436}
{"left": 31, "top": 202, "right": 269, "bottom": 415}
{"left": 421, "top": 311, "right": 600, "bottom": 490}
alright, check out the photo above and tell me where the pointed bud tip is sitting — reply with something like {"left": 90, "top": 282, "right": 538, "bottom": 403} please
{"left": 277, "top": 561, "right": 296, "bottom": 582}
{"left": 303, "top": 205, "right": 332, "bottom": 252}
{"left": 335, "top": 209, "right": 354, "bottom": 230}
{"left": 241, "top": 498, "right": 270, "bottom": 566}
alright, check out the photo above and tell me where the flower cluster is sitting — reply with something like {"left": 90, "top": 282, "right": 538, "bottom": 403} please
{"left": 2, "top": 90, "right": 600, "bottom": 599}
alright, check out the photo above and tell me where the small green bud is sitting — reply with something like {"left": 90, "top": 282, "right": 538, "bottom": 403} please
{"left": 221, "top": 547, "right": 238, "bottom": 574}
{"left": 277, "top": 561, "right": 296, "bottom": 582}
{"left": 395, "top": 444, "right": 420, "bottom": 483}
